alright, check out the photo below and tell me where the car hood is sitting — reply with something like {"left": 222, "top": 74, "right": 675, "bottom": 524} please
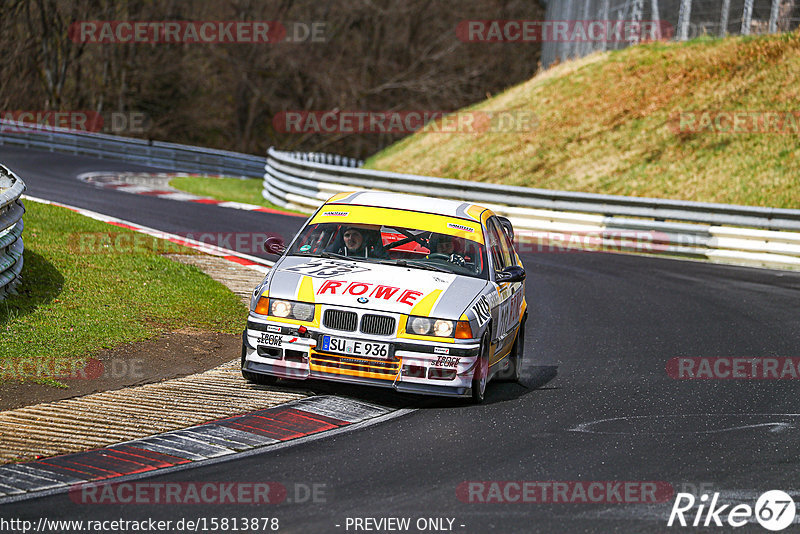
{"left": 266, "top": 256, "right": 488, "bottom": 318}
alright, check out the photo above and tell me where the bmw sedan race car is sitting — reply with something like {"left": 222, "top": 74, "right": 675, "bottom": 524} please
{"left": 242, "top": 191, "right": 527, "bottom": 402}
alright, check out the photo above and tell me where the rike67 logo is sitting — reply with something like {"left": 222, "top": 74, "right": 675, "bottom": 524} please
{"left": 668, "top": 490, "right": 796, "bottom": 531}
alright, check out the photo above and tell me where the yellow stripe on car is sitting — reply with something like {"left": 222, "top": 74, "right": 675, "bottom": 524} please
{"left": 298, "top": 275, "right": 315, "bottom": 303}
{"left": 266, "top": 315, "right": 321, "bottom": 328}
{"left": 310, "top": 205, "right": 484, "bottom": 244}
{"left": 410, "top": 289, "right": 442, "bottom": 317}
{"left": 468, "top": 204, "right": 486, "bottom": 222}
{"left": 327, "top": 192, "right": 353, "bottom": 202}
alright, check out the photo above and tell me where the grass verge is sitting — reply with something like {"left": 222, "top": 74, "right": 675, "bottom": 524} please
{"left": 365, "top": 31, "right": 800, "bottom": 209}
{"left": 169, "top": 175, "right": 306, "bottom": 214}
{"left": 0, "top": 200, "right": 248, "bottom": 385}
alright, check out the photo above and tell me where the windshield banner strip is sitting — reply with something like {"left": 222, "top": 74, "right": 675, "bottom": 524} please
{"left": 311, "top": 205, "right": 484, "bottom": 244}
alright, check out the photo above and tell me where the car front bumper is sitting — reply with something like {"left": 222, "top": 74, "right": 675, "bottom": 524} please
{"left": 243, "top": 317, "right": 481, "bottom": 398}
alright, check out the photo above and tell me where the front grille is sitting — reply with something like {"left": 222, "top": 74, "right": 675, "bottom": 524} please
{"left": 360, "top": 314, "right": 396, "bottom": 336}
{"left": 323, "top": 309, "right": 358, "bottom": 331}
{"left": 310, "top": 353, "right": 401, "bottom": 378}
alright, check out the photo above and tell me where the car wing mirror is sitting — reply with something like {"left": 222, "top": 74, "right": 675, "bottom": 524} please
{"left": 263, "top": 236, "right": 286, "bottom": 256}
{"left": 496, "top": 265, "right": 525, "bottom": 283}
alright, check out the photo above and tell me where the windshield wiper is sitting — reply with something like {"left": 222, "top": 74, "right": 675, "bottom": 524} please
{"left": 292, "top": 251, "right": 366, "bottom": 262}
{"left": 319, "top": 251, "right": 352, "bottom": 260}
{"left": 380, "top": 259, "right": 452, "bottom": 273}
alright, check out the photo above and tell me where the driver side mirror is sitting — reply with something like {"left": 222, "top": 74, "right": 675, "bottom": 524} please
{"left": 263, "top": 236, "right": 286, "bottom": 256}
{"left": 496, "top": 265, "right": 525, "bottom": 283}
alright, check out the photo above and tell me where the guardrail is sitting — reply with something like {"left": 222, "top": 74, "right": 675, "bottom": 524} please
{"left": 264, "top": 148, "right": 800, "bottom": 270}
{"left": 0, "top": 165, "right": 25, "bottom": 300}
{"left": 0, "top": 120, "right": 264, "bottom": 178}
{"left": 1, "top": 120, "right": 797, "bottom": 271}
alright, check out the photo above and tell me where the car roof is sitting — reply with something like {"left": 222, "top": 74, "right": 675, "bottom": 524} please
{"left": 325, "top": 191, "right": 490, "bottom": 222}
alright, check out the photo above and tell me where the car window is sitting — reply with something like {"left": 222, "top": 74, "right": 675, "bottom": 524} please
{"left": 487, "top": 218, "right": 515, "bottom": 270}
{"left": 485, "top": 219, "right": 508, "bottom": 271}
{"left": 494, "top": 218, "right": 516, "bottom": 267}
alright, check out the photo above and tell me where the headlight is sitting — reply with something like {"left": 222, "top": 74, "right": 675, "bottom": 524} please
{"left": 253, "top": 298, "right": 315, "bottom": 322}
{"left": 271, "top": 300, "right": 292, "bottom": 317}
{"left": 433, "top": 320, "right": 453, "bottom": 337}
{"left": 292, "top": 302, "right": 315, "bottom": 322}
{"left": 408, "top": 317, "right": 433, "bottom": 335}
{"left": 406, "top": 316, "right": 458, "bottom": 338}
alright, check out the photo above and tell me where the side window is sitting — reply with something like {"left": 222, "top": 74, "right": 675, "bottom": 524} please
{"left": 488, "top": 218, "right": 514, "bottom": 270}
{"left": 485, "top": 220, "right": 507, "bottom": 272}
{"left": 498, "top": 223, "right": 516, "bottom": 266}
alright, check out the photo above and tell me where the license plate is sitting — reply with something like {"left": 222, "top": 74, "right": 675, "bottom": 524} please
{"left": 321, "top": 336, "right": 390, "bottom": 359}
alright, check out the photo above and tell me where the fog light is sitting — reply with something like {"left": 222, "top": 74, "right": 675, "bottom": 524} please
{"left": 402, "top": 364, "right": 426, "bottom": 378}
{"left": 428, "top": 367, "right": 457, "bottom": 380}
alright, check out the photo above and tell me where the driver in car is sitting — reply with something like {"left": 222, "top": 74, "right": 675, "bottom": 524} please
{"left": 327, "top": 226, "right": 388, "bottom": 258}
{"left": 428, "top": 234, "right": 466, "bottom": 266}
{"left": 435, "top": 234, "right": 455, "bottom": 255}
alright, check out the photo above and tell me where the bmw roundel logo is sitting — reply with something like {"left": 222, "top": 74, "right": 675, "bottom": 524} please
{"left": 357, "top": 297, "right": 369, "bottom": 304}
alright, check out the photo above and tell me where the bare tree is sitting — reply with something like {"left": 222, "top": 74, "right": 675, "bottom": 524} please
{"left": 0, "top": 0, "right": 545, "bottom": 158}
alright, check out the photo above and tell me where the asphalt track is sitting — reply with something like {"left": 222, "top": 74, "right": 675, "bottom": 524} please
{"left": 3, "top": 146, "right": 800, "bottom": 532}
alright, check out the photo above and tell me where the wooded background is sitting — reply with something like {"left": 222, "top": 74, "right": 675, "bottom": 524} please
{"left": 0, "top": 0, "right": 544, "bottom": 158}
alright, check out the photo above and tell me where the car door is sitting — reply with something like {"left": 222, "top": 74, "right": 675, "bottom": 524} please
{"left": 486, "top": 217, "right": 524, "bottom": 366}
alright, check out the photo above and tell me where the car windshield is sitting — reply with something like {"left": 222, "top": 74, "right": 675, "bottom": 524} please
{"left": 287, "top": 222, "right": 488, "bottom": 279}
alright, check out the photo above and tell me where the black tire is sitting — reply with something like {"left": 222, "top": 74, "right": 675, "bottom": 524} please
{"left": 241, "top": 341, "right": 279, "bottom": 386}
{"left": 471, "top": 334, "right": 490, "bottom": 404}
{"left": 497, "top": 316, "right": 526, "bottom": 383}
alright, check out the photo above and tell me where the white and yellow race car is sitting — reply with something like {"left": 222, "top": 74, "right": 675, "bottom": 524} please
{"left": 242, "top": 191, "right": 527, "bottom": 402}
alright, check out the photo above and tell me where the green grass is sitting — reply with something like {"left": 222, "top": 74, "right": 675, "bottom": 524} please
{"left": 365, "top": 30, "right": 800, "bottom": 209}
{"left": 169, "top": 176, "right": 306, "bottom": 214}
{"left": 0, "top": 200, "right": 247, "bottom": 385}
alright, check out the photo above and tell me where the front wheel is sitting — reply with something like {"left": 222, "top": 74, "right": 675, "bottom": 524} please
{"left": 241, "top": 341, "right": 279, "bottom": 385}
{"left": 471, "top": 334, "right": 490, "bottom": 403}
